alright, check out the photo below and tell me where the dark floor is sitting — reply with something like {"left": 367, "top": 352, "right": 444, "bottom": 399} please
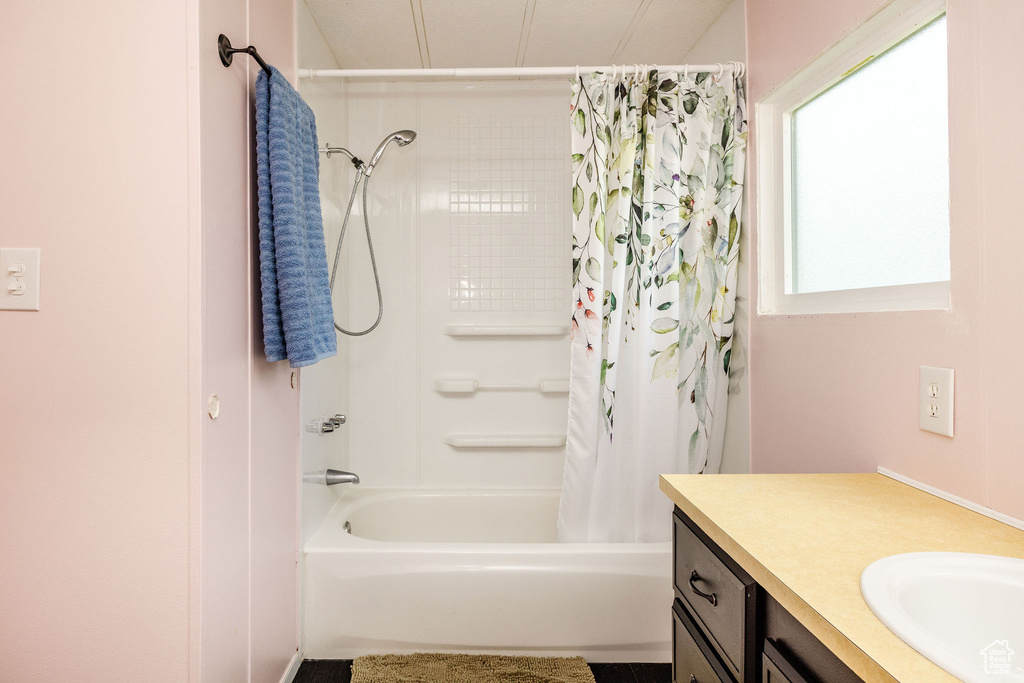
{"left": 294, "top": 659, "right": 671, "bottom": 683}
{"left": 294, "top": 660, "right": 352, "bottom": 683}
{"left": 589, "top": 663, "right": 672, "bottom": 683}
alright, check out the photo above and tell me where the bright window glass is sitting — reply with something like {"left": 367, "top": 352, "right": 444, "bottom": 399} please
{"left": 790, "top": 15, "right": 949, "bottom": 294}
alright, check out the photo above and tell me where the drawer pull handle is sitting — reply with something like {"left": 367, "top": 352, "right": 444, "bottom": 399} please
{"left": 690, "top": 676, "right": 697, "bottom": 683}
{"left": 688, "top": 570, "right": 718, "bottom": 606}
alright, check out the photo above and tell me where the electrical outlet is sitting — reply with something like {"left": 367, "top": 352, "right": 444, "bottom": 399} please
{"left": 919, "top": 366, "right": 954, "bottom": 437}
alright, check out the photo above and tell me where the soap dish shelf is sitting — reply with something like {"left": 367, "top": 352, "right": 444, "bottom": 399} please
{"left": 444, "top": 324, "right": 569, "bottom": 338}
{"left": 444, "top": 434, "right": 567, "bottom": 449}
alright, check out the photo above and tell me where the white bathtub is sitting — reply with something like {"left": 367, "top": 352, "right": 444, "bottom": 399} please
{"left": 302, "top": 489, "right": 673, "bottom": 662}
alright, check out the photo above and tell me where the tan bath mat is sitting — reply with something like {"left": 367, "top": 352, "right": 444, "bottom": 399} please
{"left": 351, "top": 653, "right": 596, "bottom": 683}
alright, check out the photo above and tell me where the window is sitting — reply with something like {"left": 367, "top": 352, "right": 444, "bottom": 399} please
{"left": 757, "top": 1, "right": 949, "bottom": 314}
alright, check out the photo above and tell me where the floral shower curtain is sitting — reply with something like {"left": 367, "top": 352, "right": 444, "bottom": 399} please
{"left": 557, "top": 68, "right": 746, "bottom": 543}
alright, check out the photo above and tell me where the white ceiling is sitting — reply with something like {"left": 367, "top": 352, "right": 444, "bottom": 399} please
{"left": 302, "top": 0, "right": 733, "bottom": 69}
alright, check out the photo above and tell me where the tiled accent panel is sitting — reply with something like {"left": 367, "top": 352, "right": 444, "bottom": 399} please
{"left": 449, "top": 115, "right": 569, "bottom": 312}
{"left": 340, "top": 81, "right": 573, "bottom": 490}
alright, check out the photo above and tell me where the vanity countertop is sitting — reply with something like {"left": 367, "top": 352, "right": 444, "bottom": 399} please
{"left": 659, "top": 472, "right": 1024, "bottom": 683}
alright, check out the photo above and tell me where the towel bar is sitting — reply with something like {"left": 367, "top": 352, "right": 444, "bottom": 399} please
{"left": 218, "top": 34, "right": 271, "bottom": 75}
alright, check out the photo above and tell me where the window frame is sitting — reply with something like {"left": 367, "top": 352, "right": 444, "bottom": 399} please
{"left": 756, "top": 0, "right": 949, "bottom": 316}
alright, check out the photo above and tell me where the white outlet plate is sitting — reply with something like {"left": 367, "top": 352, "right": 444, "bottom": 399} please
{"left": 0, "top": 248, "right": 41, "bottom": 311}
{"left": 919, "top": 366, "right": 954, "bottom": 437}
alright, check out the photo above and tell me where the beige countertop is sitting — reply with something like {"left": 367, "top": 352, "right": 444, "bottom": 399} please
{"left": 659, "top": 472, "right": 1024, "bottom": 683}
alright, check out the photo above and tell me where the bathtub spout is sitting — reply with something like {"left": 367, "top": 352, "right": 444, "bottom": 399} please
{"left": 325, "top": 469, "right": 360, "bottom": 486}
{"left": 303, "top": 469, "right": 360, "bottom": 486}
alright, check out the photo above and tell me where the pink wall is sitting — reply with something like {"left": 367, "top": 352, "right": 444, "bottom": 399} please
{"left": 0, "top": 1, "right": 192, "bottom": 680}
{"left": 746, "top": 0, "right": 1024, "bottom": 521}
{"left": 199, "top": 0, "right": 301, "bottom": 681}
{"left": 248, "top": 3, "right": 303, "bottom": 680}
{"left": 1, "top": 1, "right": 300, "bottom": 681}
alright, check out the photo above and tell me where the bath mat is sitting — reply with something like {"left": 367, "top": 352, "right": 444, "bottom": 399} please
{"left": 351, "top": 653, "right": 596, "bottom": 683}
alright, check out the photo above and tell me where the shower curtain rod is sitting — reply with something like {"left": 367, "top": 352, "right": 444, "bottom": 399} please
{"left": 297, "top": 62, "right": 745, "bottom": 80}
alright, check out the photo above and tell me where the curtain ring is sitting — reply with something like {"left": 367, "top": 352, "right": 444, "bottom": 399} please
{"left": 717, "top": 62, "right": 724, "bottom": 79}
{"left": 684, "top": 64, "right": 688, "bottom": 79}
{"left": 576, "top": 64, "right": 580, "bottom": 81}
{"left": 612, "top": 63, "right": 617, "bottom": 80}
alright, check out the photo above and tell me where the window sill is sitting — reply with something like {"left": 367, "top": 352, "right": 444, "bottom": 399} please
{"left": 758, "top": 280, "right": 950, "bottom": 316}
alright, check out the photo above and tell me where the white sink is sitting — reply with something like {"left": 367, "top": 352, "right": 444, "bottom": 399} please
{"left": 861, "top": 552, "right": 1024, "bottom": 682}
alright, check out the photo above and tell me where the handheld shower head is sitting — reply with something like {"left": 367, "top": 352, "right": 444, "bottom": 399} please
{"left": 393, "top": 130, "right": 417, "bottom": 145}
{"left": 364, "top": 130, "right": 417, "bottom": 176}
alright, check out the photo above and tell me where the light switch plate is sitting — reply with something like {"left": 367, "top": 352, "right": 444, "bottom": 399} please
{"left": 919, "top": 366, "right": 954, "bottom": 437}
{"left": 1, "top": 248, "right": 41, "bottom": 311}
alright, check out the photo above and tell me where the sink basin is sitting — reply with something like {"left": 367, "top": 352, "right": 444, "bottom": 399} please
{"left": 861, "top": 552, "right": 1024, "bottom": 682}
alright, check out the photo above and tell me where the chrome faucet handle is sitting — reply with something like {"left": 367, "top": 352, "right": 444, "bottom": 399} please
{"left": 319, "top": 414, "right": 347, "bottom": 434}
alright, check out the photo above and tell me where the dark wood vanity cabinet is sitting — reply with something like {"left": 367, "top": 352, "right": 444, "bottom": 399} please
{"left": 672, "top": 507, "right": 862, "bottom": 683}
{"left": 673, "top": 599, "right": 735, "bottom": 683}
{"left": 672, "top": 508, "right": 757, "bottom": 683}
{"left": 762, "top": 593, "right": 862, "bottom": 683}
{"left": 762, "top": 639, "right": 811, "bottom": 683}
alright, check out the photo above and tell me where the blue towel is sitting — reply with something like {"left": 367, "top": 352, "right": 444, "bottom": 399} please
{"left": 255, "top": 66, "right": 337, "bottom": 367}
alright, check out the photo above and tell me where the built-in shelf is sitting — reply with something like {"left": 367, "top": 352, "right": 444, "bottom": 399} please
{"left": 443, "top": 434, "right": 567, "bottom": 449}
{"left": 435, "top": 379, "right": 570, "bottom": 394}
{"left": 444, "top": 324, "right": 569, "bottom": 338}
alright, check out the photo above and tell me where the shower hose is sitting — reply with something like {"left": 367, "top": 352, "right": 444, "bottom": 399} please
{"left": 329, "top": 169, "right": 383, "bottom": 336}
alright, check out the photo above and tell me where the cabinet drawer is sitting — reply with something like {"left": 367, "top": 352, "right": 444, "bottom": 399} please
{"left": 673, "top": 599, "right": 732, "bottom": 683}
{"left": 763, "top": 594, "right": 862, "bottom": 683}
{"left": 762, "top": 639, "right": 811, "bottom": 683}
{"left": 673, "top": 508, "right": 756, "bottom": 682}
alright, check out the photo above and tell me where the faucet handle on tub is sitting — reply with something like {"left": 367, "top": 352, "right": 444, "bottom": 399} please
{"left": 320, "top": 414, "right": 347, "bottom": 434}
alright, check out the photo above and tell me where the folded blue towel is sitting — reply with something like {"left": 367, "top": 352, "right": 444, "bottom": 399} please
{"left": 255, "top": 66, "right": 337, "bottom": 367}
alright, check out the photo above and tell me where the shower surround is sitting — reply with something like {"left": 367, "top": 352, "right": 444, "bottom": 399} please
{"left": 296, "top": 79, "right": 675, "bottom": 659}
{"left": 304, "top": 80, "right": 575, "bottom": 495}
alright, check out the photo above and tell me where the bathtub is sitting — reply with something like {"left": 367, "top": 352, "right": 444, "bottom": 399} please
{"left": 302, "top": 488, "right": 673, "bottom": 662}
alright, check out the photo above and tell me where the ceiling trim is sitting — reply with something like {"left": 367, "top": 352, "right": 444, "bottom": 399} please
{"left": 409, "top": 0, "right": 431, "bottom": 68}
{"left": 514, "top": 0, "right": 538, "bottom": 68}
{"left": 610, "top": 0, "right": 654, "bottom": 62}
{"left": 302, "top": 0, "right": 737, "bottom": 70}
{"left": 300, "top": 0, "right": 342, "bottom": 69}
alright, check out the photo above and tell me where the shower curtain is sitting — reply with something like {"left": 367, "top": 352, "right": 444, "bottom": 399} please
{"left": 558, "top": 68, "right": 746, "bottom": 543}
